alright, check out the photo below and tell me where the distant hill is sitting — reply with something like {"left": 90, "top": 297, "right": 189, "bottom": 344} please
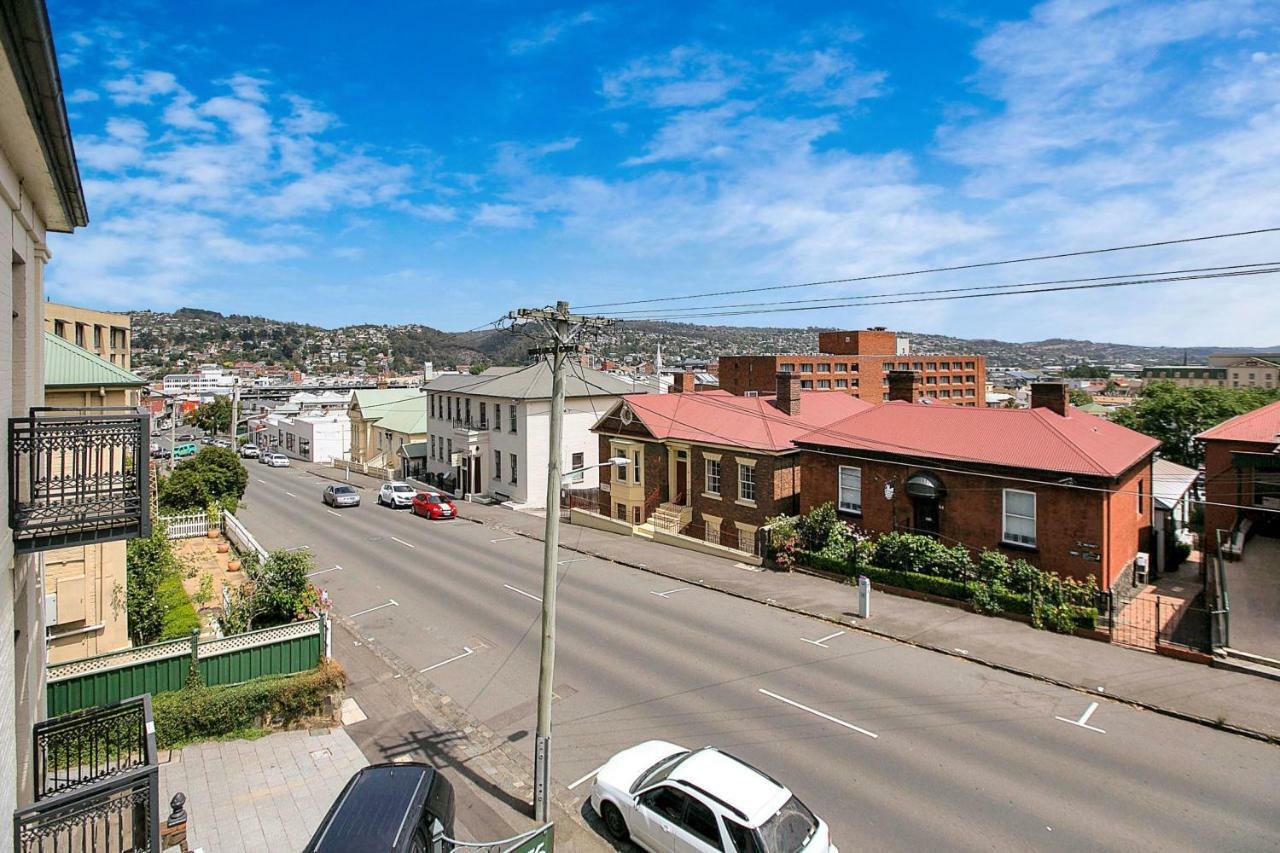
{"left": 128, "top": 307, "right": 1271, "bottom": 378}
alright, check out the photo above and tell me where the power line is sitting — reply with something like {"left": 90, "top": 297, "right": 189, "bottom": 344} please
{"left": 611, "top": 266, "right": 1280, "bottom": 323}
{"left": 591, "top": 261, "right": 1280, "bottom": 318}
{"left": 575, "top": 225, "right": 1280, "bottom": 310}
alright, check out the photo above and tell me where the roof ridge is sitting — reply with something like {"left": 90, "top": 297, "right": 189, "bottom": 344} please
{"left": 1031, "top": 407, "right": 1110, "bottom": 477}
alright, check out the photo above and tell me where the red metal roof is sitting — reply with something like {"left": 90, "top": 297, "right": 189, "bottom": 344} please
{"left": 614, "top": 390, "right": 873, "bottom": 452}
{"left": 796, "top": 402, "right": 1159, "bottom": 478}
{"left": 1195, "top": 400, "right": 1280, "bottom": 444}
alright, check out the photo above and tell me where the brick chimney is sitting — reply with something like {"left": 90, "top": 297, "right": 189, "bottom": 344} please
{"left": 672, "top": 371, "right": 698, "bottom": 394}
{"left": 1031, "top": 382, "right": 1069, "bottom": 417}
{"left": 887, "top": 370, "right": 921, "bottom": 403}
{"left": 776, "top": 371, "right": 801, "bottom": 416}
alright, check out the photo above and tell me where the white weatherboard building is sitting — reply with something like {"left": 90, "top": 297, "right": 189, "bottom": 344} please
{"left": 254, "top": 411, "right": 351, "bottom": 464}
{"left": 424, "top": 363, "right": 635, "bottom": 508}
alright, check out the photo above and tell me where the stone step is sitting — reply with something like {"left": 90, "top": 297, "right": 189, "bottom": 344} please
{"left": 1212, "top": 653, "right": 1280, "bottom": 683}
{"left": 1219, "top": 647, "right": 1280, "bottom": 669}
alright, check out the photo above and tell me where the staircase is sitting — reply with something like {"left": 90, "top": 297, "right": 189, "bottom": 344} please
{"left": 651, "top": 502, "right": 692, "bottom": 534}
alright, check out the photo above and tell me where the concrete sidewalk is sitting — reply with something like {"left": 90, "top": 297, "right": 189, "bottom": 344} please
{"left": 298, "top": 461, "right": 1280, "bottom": 742}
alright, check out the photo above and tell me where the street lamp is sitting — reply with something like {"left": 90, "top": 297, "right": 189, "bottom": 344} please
{"left": 559, "top": 456, "right": 628, "bottom": 482}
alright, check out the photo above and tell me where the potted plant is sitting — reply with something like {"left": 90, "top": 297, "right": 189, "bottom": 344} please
{"left": 205, "top": 502, "right": 220, "bottom": 538}
{"left": 227, "top": 556, "right": 242, "bottom": 572}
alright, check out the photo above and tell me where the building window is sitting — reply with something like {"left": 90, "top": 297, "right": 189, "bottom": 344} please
{"left": 882, "top": 362, "right": 894, "bottom": 372}
{"left": 705, "top": 458, "right": 721, "bottom": 495}
{"left": 431, "top": 436, "right": 436, "bottom": 460}
{"left": 510, "top": 454, "right": 518, "bottom": 484}
{"left": 834, "top": 363, "right": 847, "bottom": 372}
{"left": 817, "top": 363, "right": 831, "bottom": 373}
{"left": 939, "top": 361, "right": 950, "bottom": 370}
{"left": 75, "top": 323, "right": 85, "bottom": 347}
{"left": 447, "top": 438, "right": 453, "bottom": 461}
{"left": 838, "top": 465, "right": 862, "bottom": 513}
{"left": 447, "top": 397, "right": 453, "bottom": 420}
{"left": 494, "top": 449, "right": 501, "bottom": 480}
{"left": 299, "top": 438, "right": 310, "bottom": 458}
{"left": 94, "top": 326, "right": 103, "bottom": 348}
{"left": 835, "top": 379, "right": 848, "bottom": 388}
{"left": 800, "top": 363, "right": 814, "bottom": 373}
{"left": 912, "top": 362, "right": 923, "bottom": 370}
{"left": 1003, "top": 489, "right": 1037, "bottom": 547}
{"left": 704, "top": 517, "right": 721, "bottom": 545}
{"left": 800, "top": 380, "right": 813, "bottom": 389}
{"left": 617, "top": 502, "right": 627, "bottom": 520}
{"left": 1137, "top": 480, "right": 1144, "bottom": 514}
{"left": 464, "top": 398, "right": 471, "bottom": 425}
{"left": 615, "top": 451, "right": 628, "bottom": 482}
{"left": 818, "top": 379, "right": 831, "bottom": 389}
{"left": 965, "top": 361, "right": 976, "bottom": 370}
{"left": 569, "top": 452, "right": 584, "bottom": 483}
{"left": 509, "top": 405, "right": 517, "bottom": 433}
{"left": 53, "top": 319, "right": 66, "bottom": 338}
{"left": 494, "top": 404, "right": 501, "bottom": 430}
{"left": 480, "top": 402, "right": 487, "bottom": 429}
{"left": 925, "top": 362, "right": 936, "bottom": 371}
{"left": 925, "top": 376, "right": 937, "bottom": 385}
{"left": 738, "top": 464, "right": 756, "bottom": 502}
{"left": 779, "top": 363, "right": 795, "bottom": 372}
{"left": 632, "top": 450, "right": 641, "bottom": 483}
{"left": 431, "top": 396, "right": 436, "bottom": 418}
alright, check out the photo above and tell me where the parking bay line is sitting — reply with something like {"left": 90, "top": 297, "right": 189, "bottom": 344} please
{"left": 307, "top": 565, "right": 343, "bottom": 577}
{"left": 420, "top": 646, "right": 475, "bottom": 673}
{"left": 285, "top": 491, "right": 297, "bottom": 497}
{"left": 390, "top": 536, "right": 416, "bottom": 549}
{"left": 490, "top": 537, "right": 518, "bottom": 543}
{"left": 349, "top": 599, "right": 398, "bottom": 618}
{"left": 567, "top": 764, "right": 606, "bottom": 791}
{"left": 649, "top": 587, "right": 690, "bottom": 599}
{"left": 758, "top": 689, "right": 878, "bottom": 739}
{"left": 1055, "top": 701, "right": 1106, "bottom": 734}
{"left": 503, "top": 584, "right": 542, "bottom": 603}
{"left": 801, "top": 630, "right": 845, "bottom": 648}
{"left": 325, "top": 509, "right": 343, "bottom": 518}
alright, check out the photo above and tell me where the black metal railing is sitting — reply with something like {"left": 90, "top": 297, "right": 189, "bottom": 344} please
{"left": 34, "top": 696, "right": 155, "bottom": 801}
{"left": 9, "top": 407, "right": 150, "bottom": 553}
{"left": 15, "top": 696, "right": 163, "bottom": 853}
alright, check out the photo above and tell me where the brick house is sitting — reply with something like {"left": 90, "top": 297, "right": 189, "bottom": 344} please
{"left": 795, "top": 381, "right": 1159, "bottom": 591}
{"left": 593, "top": 374, "right": 871, "bottom": 552}
{"left": 1197, "top": 400, "right": 1280, "bottom": 555}
{"left": 718, "top": 327, "right": 986, "bottom": 405}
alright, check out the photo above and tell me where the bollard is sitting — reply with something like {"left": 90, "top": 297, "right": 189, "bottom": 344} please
{"left": 161, "top": 792, "right": 189, "bottom": 852}
{"left": 857, "top": 576, "right": 871, "bottom": 619}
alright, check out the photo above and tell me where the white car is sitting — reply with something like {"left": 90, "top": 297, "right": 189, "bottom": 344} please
{"left": 241, "top": 444, "right": 260, "bottom": 459}
{"left": 377, "top": 481, "right": 417, "bottom": 508}
{"left": 591, "top": 742, "right": 836, "bottom": 853}
{"left": 267, "top": 453, "right": 290, "bottom": 467}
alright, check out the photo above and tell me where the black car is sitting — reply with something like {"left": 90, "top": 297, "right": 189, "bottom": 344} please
{"left": 304, "top": 763, "right": 454, "bottom": 853}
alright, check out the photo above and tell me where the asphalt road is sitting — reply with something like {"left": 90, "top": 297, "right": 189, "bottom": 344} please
{"left": 238, "top": 465, "right": 1280, "bottom": 852}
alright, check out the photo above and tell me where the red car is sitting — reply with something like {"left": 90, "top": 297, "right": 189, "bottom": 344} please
{"left": 411, "top": 492, "right": 456, "bottom": 520}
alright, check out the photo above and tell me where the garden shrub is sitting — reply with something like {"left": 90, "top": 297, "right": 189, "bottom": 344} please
{"left": 221, "top": 549, "right": 320, "bottom": 633}
{"left": 795, "top": 502, "right": 846, "bottom": 552}
{"left": 158, "top": 574, "right": 200, "bottom": 641}
{"left": 152, "top": 660, "right": 345, "bottom": 749}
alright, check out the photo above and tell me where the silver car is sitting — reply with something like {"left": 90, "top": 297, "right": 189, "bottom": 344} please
{"left": 322, "top": 484, "right": 361, "bottom": 507}
{"left": 267, "top": 453, "right": 290, "bottom": 468}
{"left": 377, "top": 481, "right": 417, "bottom": 508}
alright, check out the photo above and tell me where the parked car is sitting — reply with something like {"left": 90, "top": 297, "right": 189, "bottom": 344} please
{"left": 304, "top": 763, "right": 454, "bottom": 853}
{"left": 411, "top": 492, "right": 456, "bottom": 520}
{"left": 323, "top": 484, "right": 361, "bottom": 508}
{"left": 377, "top": 481, "right": 417, "bottom": 509}
{"left": 267, "top": 453, "right": 290, "bottom": 467}
{"left": 591, "top": 742, "right": 837, "bottom": 853}
{"left": 172, "top": 442, "right": 198, "bottom": 459}
{"left": 241, "top": 443, "right": 260, "bottom": 459}
{"left": 150, "top": 445, "right": 166, "bottom": 459}
{"left": 258, "top": 448, "right": 274, "bottom": 463}
{"left": 177, "top": 432, "right": 195, "bottom": 441}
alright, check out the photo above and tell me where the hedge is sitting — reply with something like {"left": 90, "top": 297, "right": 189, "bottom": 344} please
{"left": 796, "top": 549, "right": 1097, "bottom": 630}
{"left": 153, "top": 660, "right": 345, "bottom": 749}
{"left": 158, "top": 574, "right": 201, "bottom": 641}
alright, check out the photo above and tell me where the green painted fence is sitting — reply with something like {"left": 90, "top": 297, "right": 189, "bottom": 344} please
{"left": 47, "top": 618, "right": 326, "bottom": 717}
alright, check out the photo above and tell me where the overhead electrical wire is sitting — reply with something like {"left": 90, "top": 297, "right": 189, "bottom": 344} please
{"left": 574, "top": 225, "right": 1280, "bottom": 310}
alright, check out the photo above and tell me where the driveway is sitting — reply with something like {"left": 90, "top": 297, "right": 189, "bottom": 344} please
{"left": 1226, "top": 534, "right": 1280, "bottom": 660}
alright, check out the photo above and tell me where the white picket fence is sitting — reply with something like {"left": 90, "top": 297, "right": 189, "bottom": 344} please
{"left": 162, "top": 509, "right": 218, "bottom": 540}
{"left": 222, "top": 510, "right": 268, "bottom": 563}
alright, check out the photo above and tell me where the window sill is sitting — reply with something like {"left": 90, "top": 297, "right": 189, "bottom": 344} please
{"left": 1000, "top": 540, "right": 1038, "bottom": 553}
{"left": 702, "top": 492, "right": 722, "bottom": 501}
{"left": 837, "top": 507, "right": 862, "bottom": 517}
{"left": 735, "top": 499, "right": 757, "bottom": 509}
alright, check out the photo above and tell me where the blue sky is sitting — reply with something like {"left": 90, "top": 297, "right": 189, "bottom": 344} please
{"left": 46, "top": 0, "right": 1280, "bottom": 345}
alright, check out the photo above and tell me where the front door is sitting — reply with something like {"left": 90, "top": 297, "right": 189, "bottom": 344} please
{"left": 913, "top": 497, "right": 940, "bottom": 538}
{"left": 674, "top": 455, "right": 688, "bottom": 505}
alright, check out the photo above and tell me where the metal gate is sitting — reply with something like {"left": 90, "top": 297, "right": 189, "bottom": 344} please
{"left": 1111, "top": 591, "right": 1161, "bottom": 651}
{"left": 1108, "top": 589, "right": 1212, "bottom": 653}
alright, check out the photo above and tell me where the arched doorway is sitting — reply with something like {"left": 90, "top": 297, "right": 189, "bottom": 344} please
{"left": 905, "top": 471, "right": 946, "bottom": 538}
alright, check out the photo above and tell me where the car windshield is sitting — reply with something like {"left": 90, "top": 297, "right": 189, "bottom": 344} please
{"left": 630, "top": 750, "right": 690, "bottom": 794}
{"left": 333, "top": 486, "right": 355, "bottom": 494}
{"left": 392, "top": 484, "right": 414, "bottom": 493}
{"left": 425, "top": 495, "right": 442, "bottom": 504}
{"left": 755, "top": 796, "right": 817, "bottom": 853}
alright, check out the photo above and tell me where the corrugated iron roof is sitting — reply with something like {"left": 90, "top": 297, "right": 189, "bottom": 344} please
{"left": 43, "top": 332, "right": 143, "bottom": 388}
{"left": 1195, "top": 400, "right": 1280, "bottom": 444}
{"left": 797, "top": 401, "right": 1159, "bottom": 478}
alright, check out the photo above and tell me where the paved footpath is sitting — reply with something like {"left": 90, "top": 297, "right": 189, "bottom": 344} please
{"left": 308, "top": 463, "right": 1280, "bottom": 742}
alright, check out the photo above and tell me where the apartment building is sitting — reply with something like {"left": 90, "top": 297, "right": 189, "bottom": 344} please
{"left": 43, "top": 301, "right": 130, "bottom": 369}
{"left": 718, "top": 328, "right": 986, "bottom": 405}
{"left": 424, "top": 362, "right": 633, "bottom": 507}
{"left": 1142, "top": 354, "right": 1280, "bottom": 390}
{"left": 159, "top": 363, "right": 236, "bottom": 399}
{"left": 2, "top": 0, "right": 92, "bottom": 819}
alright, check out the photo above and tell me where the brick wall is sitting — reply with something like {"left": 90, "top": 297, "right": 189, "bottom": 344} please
{"left": 691, "top": 448, "right": 795, "bottom": 547}
{"left": 1201, "top": 438, "right": 1264, "bottom": 554}
{"left": 818, "top": 329, "right": 897, "bottom": 355}
{"left": 717, "top": 353, "right": 986, "bottom": 405}
{"left": 800, "top": 449, "right": 1149, "bottom": 589}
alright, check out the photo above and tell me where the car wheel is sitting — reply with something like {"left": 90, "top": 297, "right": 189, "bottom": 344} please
{"left": 600, "top": 803, "right": 629, "bottom": 843}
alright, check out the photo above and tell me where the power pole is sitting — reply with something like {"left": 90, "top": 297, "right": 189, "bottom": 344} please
{"left": 230, "top": 384, "right": 240, "bottom": 445}
{"left": 511, "top": 301, "right": 614, "bottom": 822}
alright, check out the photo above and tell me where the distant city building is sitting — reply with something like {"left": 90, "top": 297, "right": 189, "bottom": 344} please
{"left": 160, "top": 363, "right": 236, "bottom": 399}
{"left": 1143, "top": 354, "right": 1280, "bottom": 390}
{"left": 718, "top": 328, "right": 986, "bottom": 406}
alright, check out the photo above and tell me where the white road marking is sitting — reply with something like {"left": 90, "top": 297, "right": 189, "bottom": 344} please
{"left": 758, "top": 688, "right": 878, "bottom": 739}
{"left": 557, "top": 558, "right": 589, "bottom": 565}
{"left": 349, "top": 599, "right": 398, "bottom": 618}
{"left": 420, "top": 647, "right": 475, "bottom": 673}
{"left": 567, "top": 764, "right": 606, "bottom": 791}
{"left": 802, "top": 630, "right": 846, "bottom": 648}
{"left": 256, "top": 478, "right": 267, "bottom": 484}
{"left": 286, "top": 545, "right": 311, "bottom": 552}
{"left": 390, "top": 536, "right": 416, "bottom": 549}
{"left": 954, "top": 648, "right": 970, "bottom": 655}
{"left": 490, "top": 537, "right": 518, "bottom": 543}
{"left": 307, "top": 565, "right": 343, "bottom": 577}
{"left": 503, "top": 584, "right": 542, "bottom": 603}
{"left": 1055, "top": 701, "right": 1106, "bottom": 734}
{"left": 649, "top": 587, "right": 690, "bottom": 598}
{"left": 285, "top": 491, "right": 297, "bottom": 497}
{"left": 325, "top": 509, "right": 343, "bottom": 518}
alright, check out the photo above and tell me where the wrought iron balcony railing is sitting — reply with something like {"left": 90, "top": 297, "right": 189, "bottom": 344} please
{"left": 14, "top": 696, "right": 164, "bottom": 853}
{"left": 8, "top": 407, "right": 150, "bottom": 553}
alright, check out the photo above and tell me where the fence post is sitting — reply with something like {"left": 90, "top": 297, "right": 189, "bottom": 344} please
{"left": 321, "top": 611, "right": 331, "bottom": 661}
{"left": 186, "top": 628, "right": 201, "bottom": 688}
{"left": 1154, "top": 595, "right": 1162, "bottom": 649}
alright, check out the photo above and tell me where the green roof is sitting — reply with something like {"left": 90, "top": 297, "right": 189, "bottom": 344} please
{"left": 44, "top": 332, "right": 144, "bottom": 388}
{"left": 352, "top": 388, "right": 427, "bottom": 436}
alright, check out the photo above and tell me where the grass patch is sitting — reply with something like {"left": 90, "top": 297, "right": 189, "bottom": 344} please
{"left": 158, "top": 573, "right": 201, "bottom": 640}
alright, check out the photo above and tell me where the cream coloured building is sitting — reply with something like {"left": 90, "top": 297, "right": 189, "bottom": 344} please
{"left": 43, "top": 301, "right": 131, "bottom": 369}
{"left": 347, "top": 388, "right": 428, "bottom": 467}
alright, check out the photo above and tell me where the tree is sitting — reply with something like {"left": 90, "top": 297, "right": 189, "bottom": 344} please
{"left": 222, "top": 550, "right": 318, "bottom": 632}
{"left": 186, "top": 396, "right": 231, "bottom": 434}
{"left": 126, "top": 527, "right": 181, "bottom": 644}
{"left": 158, "top": 446, "right": 248, "bottom": 511}
{"left": 468, "top": 361, "right": 490, "bottom": 375}
{"left": 1064, "top": 364, "right": 1111, "bottom": 379}
{"left": 158, "top": 466, "right": 212, "bottom": 512}
{"left": 1112, "top": 382, "right": 1280, "bottom": 467}
{"left": 1069, "top": 388, "right": 1094, "bottom": 407}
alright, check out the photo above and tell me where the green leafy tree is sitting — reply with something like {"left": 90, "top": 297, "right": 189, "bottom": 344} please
{"left": 186, "top": 446, "right": 249, "bottom": 502}
{"left": 1111, "top": 381, "right": 1280, "bottom": 467}
{"left": 1063, "top": 364, "right": 1111, "bottom": 379}
{"left": 158, "top": 466, "right": 212, "bottom": 512}
{"left": 185, "top": 396, "right": 232, "bottom": 434}
{"left": 222, "top": 550, "right": 319, "bottom": 632}
{"left": 468, "top": 361, "right": 491, "bottom": 375}
{"left": 126, "top": 527, "right": 181, "bottom": 644}
{"left": 1068, "top": 388, "right": 1094, "bottom": 407}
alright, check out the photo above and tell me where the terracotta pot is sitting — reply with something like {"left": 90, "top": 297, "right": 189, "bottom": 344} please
{"left": 216, "top": 542, "right": 230, "bottom": 554}
{"left": 206, "top": 529, "right": 219, "bottom": 539}
{"left": 227, "top": 559, "right": 241, "bottom": 572}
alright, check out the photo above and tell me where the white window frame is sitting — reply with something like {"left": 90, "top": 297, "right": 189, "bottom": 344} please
{"left": 738, "top": 463, "right": 756, "bottom": 504}
{"left": 1002, "top": 488, "right": 1037, "bottom": 547}
{"left": 704, "top": 456, "right": 721, "bottom": 496}
{"left": 838, "top": 465, "right": 862, "bottom": 514}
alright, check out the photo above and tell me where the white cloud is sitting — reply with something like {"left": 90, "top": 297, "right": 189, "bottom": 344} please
{"left": 104, "top": 70, "right": 180, "bottom": 105}
{"left": 66, "top": 88, "right": 100, "bottom": 104}
{"left": 473, "top": 203, "right": 534, "bottom": 228}
{"left": 602, "top": 46, "right": 745, "bottom": 108}
{"left": 508, "top": 8, "right": 599, "bottom": 55}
